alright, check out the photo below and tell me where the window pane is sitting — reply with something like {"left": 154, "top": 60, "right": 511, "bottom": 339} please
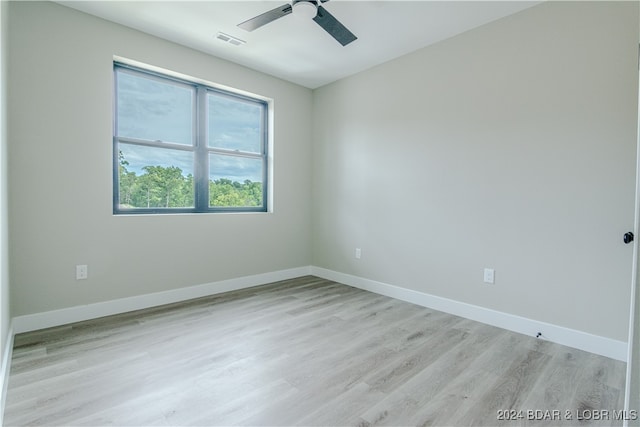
{"left": 117, "top": 70, "right": 194, "bottom": 145}
{"left": 117, "top": 144, "right": 194, "bottom": 209}
{"left": 209, "top": 154, "right": 263, "bottom": 208}
{"left": 208, "top": 93, "right": 263, "bottom": 154}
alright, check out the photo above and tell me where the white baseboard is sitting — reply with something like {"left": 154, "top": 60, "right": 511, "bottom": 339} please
{"left": 12, "top": 266, "right": 311, "bottom": 334}
{"left": 9, "top": 265, "right": 627, "bottom": 362}
{"left": 0, "top": 322, "right": 14, "bottom": 427}
{"left": 310, "top": 266, "right": 628, "bottom": 362}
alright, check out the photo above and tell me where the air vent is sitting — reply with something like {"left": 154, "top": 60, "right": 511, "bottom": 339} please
{"left": 215, "top": 32, "right": 246, "bottom": 46}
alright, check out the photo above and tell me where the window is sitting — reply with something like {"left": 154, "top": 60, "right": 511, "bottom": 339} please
{"left": 113, "top": 63, "right": 268, "bottom": 214}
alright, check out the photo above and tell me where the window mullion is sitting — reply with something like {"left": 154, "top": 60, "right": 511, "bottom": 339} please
{"left": 195, "top": 85, "right": 209, "bottom": 212}
{"left": 115, "top": 137, "right": 196, "bottom": 152}
{"left": 208, "top": 148, "right": 264, "bottom": 159}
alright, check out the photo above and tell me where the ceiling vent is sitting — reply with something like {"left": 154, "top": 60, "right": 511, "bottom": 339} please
{"left": 215, "top": 32, "right": 246, "bottom": 46}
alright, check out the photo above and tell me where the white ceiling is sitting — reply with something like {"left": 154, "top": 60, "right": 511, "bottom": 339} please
{"left": 57, "top": 1, "right": 540, "bottom": 89}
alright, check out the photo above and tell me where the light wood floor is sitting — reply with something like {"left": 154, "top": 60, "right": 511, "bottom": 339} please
{"left": 4, "top": 276, "right": 627, "bottom": 426}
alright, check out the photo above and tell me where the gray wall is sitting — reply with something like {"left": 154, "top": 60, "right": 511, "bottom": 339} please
{"left": 1, "top": 0, "right": 9, "bottom": 359}
{"left": 6, "top": 1, "right": 640, "bottom": 345}
{"left": 312, "top": 1, "right": 639, "bottom": 342}
{"left": 8, "top": 1, "right": 313, "bottom": 316}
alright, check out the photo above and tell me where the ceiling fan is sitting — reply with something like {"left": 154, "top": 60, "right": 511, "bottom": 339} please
{"left": 238, "top": 0, "right": 357, "bottom": 47}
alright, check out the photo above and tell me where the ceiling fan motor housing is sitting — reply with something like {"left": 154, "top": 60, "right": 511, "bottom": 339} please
{"left": 292, "top": 0, "right": 319, "bottom": 7}
{"left": 292, "top": 0, "right": 319, "bottom": 18}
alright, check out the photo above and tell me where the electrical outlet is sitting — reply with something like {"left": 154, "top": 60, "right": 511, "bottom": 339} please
{"left": 76, "top": 265, "right": 88, "bottom": 280}
{"left": 355, "top": 248, "right": 362, "bottom": 259}
{"left": 483, "top": 268, "right": 494, "bottom": 284}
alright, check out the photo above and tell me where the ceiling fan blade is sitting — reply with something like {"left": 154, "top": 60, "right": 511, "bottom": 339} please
{"left": 313, "top": 5, "right": 357, "bottom": 46}
{"left": 238, "top": 3, "right": 292, "bottom": 32}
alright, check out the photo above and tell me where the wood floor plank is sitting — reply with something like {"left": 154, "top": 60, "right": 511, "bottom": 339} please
{"left": 452, "top": 348, "right": 552, "bottom": 426}
{"left": 4, "top": 276, "right": 627, "bottom": 426}
{"left": 359, "top": 322, "right": 503, "bottom": 426}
